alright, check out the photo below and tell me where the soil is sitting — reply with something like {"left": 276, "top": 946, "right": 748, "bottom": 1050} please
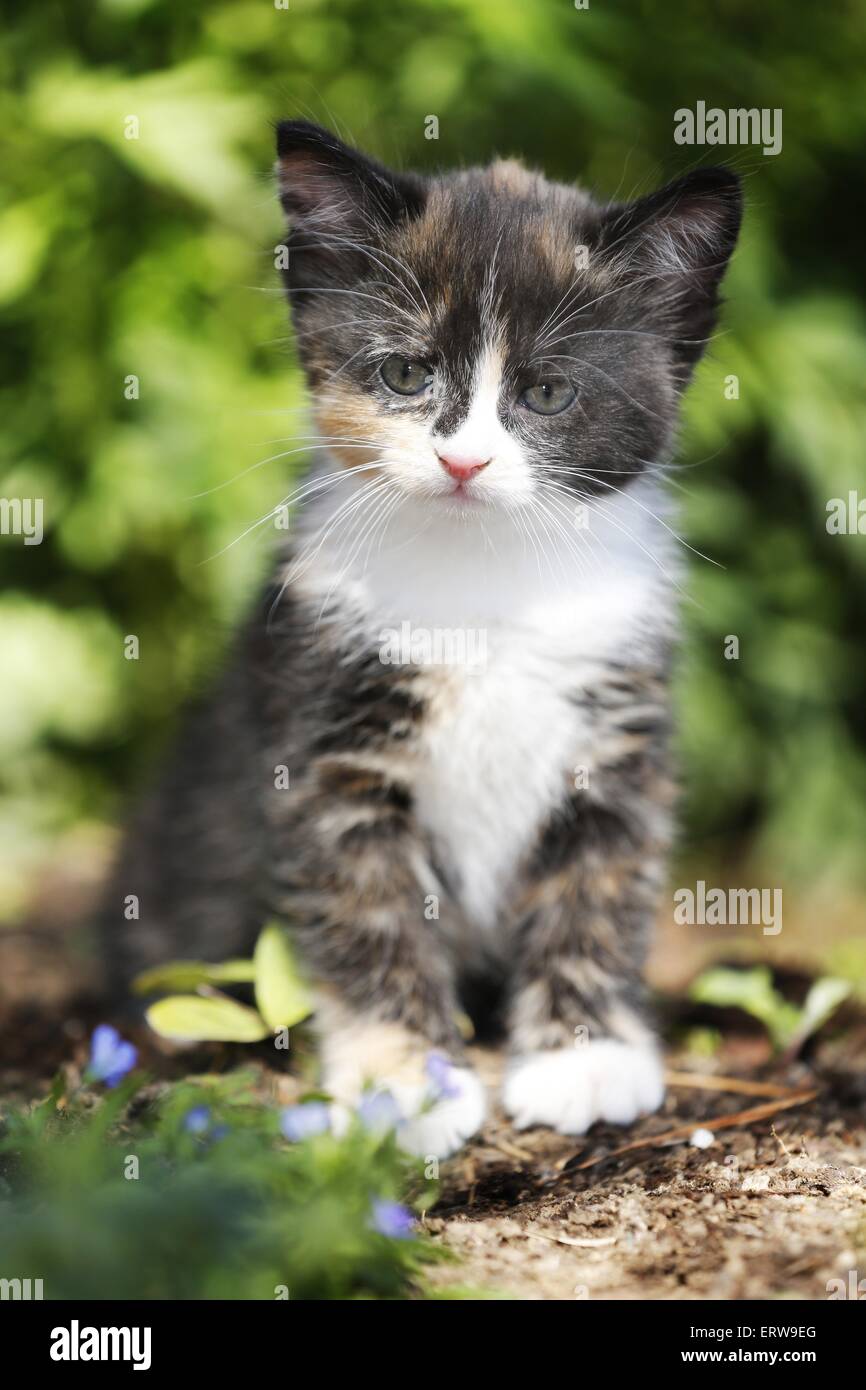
{"left": 424, "top": 1042, "right": 866, "bottom": 1300}
{"left": 2, "top": 913, "right": 865, "bottom": 1301}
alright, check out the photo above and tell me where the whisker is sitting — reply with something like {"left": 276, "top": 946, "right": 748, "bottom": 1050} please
{"left": 189, "top": 441, "right": 388, "bottom": 499}
{"left": 199, "top": 460, "right": 391, "bottom": 565}
{"left": 540, "top": 479, "right": 689, "bottom": 599}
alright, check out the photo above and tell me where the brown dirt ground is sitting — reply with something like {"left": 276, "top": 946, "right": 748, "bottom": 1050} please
{"left": 1, "top": 910, "right": 865, "bottom": 1301}
{"left": 424, "top": 1041, "right": 866, "bottom": 1300}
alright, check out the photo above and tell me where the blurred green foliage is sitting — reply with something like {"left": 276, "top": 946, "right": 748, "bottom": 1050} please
{"left": 2, "top": 0, "right": 866, "bottom": 918}
{"left": 0, "top": 1067, "right": 450, "bottom": 1299}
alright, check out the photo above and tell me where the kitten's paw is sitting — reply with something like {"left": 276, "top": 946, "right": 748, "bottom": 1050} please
{"left": 393, "top": 1067, "right": 487, "bottom": 1160}
{"left": 327, "top": 1054, "right": 486, "bottom": 1159}
{"left": 502, "top": 1040, "right": 664, "bottom": 1134}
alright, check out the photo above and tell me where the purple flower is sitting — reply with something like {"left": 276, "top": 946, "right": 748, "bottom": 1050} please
{"left": 280, "top": 1101, "right": 331, "bottom": 1142}
{"left": 183, "top": 1106, "right": 212, "bottom": 1135}
{"left": 182, "top": 1106, "right": 228, "bottom": 1142}
{"left": 87, "top": 1025, "right": 138, "bottom": 1088}
{"left": 357, "top": 1088, "right": 402, "bottom": 1134}
{"left": 425, "top": 1051, "right": 462, "bottom": 1101}
{"left": 370, "top": 1198, "right": 415, "bottom": 1240}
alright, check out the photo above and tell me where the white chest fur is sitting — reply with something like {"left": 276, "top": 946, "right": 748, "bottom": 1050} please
{"left": 413, "top": 629, "right": 588, "bottom": 933}
{"left": 295, "top": 473, "right": 678, "bottom": 940}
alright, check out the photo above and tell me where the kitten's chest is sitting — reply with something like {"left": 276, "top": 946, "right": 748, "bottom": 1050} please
{"left": 412, "top": 629, "right": 592, "bottom": 934}
{"left": 296, "top": 477, "right": 675, "bottom": 934}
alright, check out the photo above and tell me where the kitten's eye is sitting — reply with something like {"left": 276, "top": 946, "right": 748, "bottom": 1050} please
{"left": 520, "top": 379, "right": 576, "bottom": 415}
{"left": 380, "top": 354, "right": 433, "bottom": 396}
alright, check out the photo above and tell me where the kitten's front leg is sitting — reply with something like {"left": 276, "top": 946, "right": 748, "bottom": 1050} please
{"left": 273, "top": 757, "right": 485, "bottom": 1158}
{"left": 503, "top": 752, "right": 673, "bottom": 1135}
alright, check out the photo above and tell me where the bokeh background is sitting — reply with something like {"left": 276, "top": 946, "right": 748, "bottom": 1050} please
{"left": 2, "top": 0, "right": 866, "bottom": 1003}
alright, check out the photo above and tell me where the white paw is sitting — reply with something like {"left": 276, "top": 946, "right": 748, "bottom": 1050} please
{"left": 503, "top": 1040, "right": 664, "bottom": 1134}
{"left": 390, "top": 1067, "right": 487, "bottom": 1159}
{"left": 331, "top": 1065, "right": 486, "bottom": 1159}
{"left": 326, "top": 1061, "right": 483, "bottom": 1162}
{"left": 321, "top": 1026, "right": 486, "bottom": 1158}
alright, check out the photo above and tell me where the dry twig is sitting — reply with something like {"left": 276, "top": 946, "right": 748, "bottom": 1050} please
{"left": 556, "top": 1088, "right": 819, "bottom": 1176}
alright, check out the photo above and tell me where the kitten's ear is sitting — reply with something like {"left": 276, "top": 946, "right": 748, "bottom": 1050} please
{"left": 601, "top": 167, "right": 742, "bottom": 285}
{"left": 275, "top": 120, "right": 425, "bottom": 235}
{"left": 598, "top": 168, "right": 741, "bottom": 373}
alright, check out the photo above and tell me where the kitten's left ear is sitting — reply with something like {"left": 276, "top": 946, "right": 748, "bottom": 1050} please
{"left": 601, "top": 167, "right": 742, "bottom": 285}
{"left": 598, "top": 168, "right": 742, "bottom": 370}
{"left": 275, "top": 120, "right": 425, "bottom": 235}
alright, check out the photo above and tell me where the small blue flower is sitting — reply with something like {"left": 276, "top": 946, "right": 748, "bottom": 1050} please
{"left": 183, "top": 1105, "right": 212, "bottom": 1135}
{"left": 357, "top": 1088, "right": 402, "bottom": 1134}
{"left": 425, "top": 1051, "right": 462, "bottom": 1101}
{"left": 183, "top": 1107, "right": 229, "bottom": 1144}
{"left": 370, "top": 1198, "right": 415, "bottom": 1240}
{"left": 280, "top": 1101, "right": 331, "bottom": 1142}
{"left": 87, "top": 1025, "right": 138, "bottom": 1088}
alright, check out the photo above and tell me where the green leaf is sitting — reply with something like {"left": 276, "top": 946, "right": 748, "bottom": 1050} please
{"left": 689, "top": 965, "right": 800, "bottom": 1049}
{"left": 253, "top": 921, "right": 314, "bottom": 1030}
{"left": 146, "top": 993, "right": 269, "bottom": 1043}
{"left": 826, "top": 942, "right": 866, "bottom": 1001}
{"left": 790, "top": 977, "right": 851, "bottom": 1049}
{"left": 690, "top": 964, "right": 777, "bottom": 1016}
{"left": 132, "top": 958, "right": 256, "bottom": 996}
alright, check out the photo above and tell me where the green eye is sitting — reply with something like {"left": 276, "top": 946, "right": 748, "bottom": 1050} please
{"left": 380, "top": 354, "right": 433, "bottom": 396}
{"left": 520, "top": 379, "right": 576, "bottom": 415}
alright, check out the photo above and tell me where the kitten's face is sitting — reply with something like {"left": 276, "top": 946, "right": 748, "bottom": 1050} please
{"left": 277, "top": 123, "right": 740, "bottom": 517}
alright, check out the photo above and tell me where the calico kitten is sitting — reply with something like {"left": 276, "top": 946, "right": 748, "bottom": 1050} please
{"left": 103, "top": 122, "right": 741, "bottom": 1157}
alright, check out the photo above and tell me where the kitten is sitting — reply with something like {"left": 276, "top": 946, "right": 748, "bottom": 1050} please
{"left": 103, "top": 122, "right": 741, "bottom": 1157}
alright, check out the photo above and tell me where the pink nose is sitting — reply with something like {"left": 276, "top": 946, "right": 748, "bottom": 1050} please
{"left": 436, "top": 451, "right": 491, "bottom": 482}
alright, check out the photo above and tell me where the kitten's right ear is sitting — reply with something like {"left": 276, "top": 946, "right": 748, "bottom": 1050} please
{"left": 275, "top": 120, "right": 425, "bottom": 235}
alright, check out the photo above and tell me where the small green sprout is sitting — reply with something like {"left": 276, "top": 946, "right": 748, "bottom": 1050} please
{"left": 689, "top": 964, "right": 851, "bottom": 1056}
